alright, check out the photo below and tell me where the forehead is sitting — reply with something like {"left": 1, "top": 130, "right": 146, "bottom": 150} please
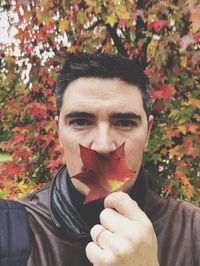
{"left": 61, "top": 77, "right": 144, "bottom": 114}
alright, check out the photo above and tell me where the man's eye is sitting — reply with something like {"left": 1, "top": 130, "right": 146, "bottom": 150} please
{"left": 114, "top": 120, "right": 137, "bottom": 128}
{"left": 69, "top": 119, "right": 93, "bottom": 127}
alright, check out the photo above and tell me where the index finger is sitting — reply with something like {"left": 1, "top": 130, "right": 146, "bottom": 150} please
{"left": 104, "top": 192, "right": 147, "bottom": 222}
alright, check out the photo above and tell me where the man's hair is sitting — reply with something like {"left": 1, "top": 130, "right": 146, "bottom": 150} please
{"left": 55, "top": 53, "right": 152, "bottom": 117}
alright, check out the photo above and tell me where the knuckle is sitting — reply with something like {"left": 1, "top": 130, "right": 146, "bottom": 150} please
{"left": 126, "top": 222, "right": 143, "bottom": 243}
{"left": 103, "top": 252, "right": 116, "bottom": 266}
{"left": 105, "top": 192, "right": 139, "bottom": 211}
{"left": 114, "top": 192, "right": 138, "bottom": 209}
{"left": 90, "top": 224, "right": 101, "bottom": 234}
{"left": 128, "top": 232, "right": 141, "bottom": 246}
{"left": 93, "top": 251, "right": 114, "bottom": 266}
{"left": 85, "top": 241, "right": 94, "bottom": 255}
{"left": 113, "top": 191, "right": 130, "bottom": 201}
{"left": 90, "top": 224, "right": 106, "bottom": 243}
{"left": 99, "top": 207, "right": 111, "bottom": 221}
{"left": 112, "top": 242, "right": 131, "bottom": 259}
{"left": 127, "top": 220, "right": 155, "bottom": 246}
{"left": 142, "top": 219, "right": 154, "bottom": 236}
{"left": 90, "top": 225, "right": 97, "bottom": 237}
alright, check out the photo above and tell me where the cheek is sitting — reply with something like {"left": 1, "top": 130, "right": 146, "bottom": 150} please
{"left": 125, "top": 135, "right": 147, "bottom": 170}
{"left": 59, "top": 132, "right": 83, "bottom": 176}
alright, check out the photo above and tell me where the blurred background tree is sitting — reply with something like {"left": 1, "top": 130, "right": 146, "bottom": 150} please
{"left": 0, "top": 0, "right": 199, "bottom": 203}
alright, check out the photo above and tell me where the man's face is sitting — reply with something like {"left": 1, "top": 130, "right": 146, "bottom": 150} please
{"left": 57, "top": 77, "right": 153, "bottom": 195}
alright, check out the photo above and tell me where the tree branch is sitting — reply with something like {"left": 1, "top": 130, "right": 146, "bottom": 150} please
{"left": 106, "top": 24, "right": 128, "bottom": 57}
{"left": 135, "top": 0, "right": 150, "bottom": 67}
{"left": 87, "top": 19, "right": 104, "bottom": 31}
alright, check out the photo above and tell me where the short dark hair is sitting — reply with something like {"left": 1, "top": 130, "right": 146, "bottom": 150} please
{"left": 55, "top": 53, "right": 152, "bottom": 117}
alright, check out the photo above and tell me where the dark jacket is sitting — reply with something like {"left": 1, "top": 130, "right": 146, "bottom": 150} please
{"left": 21, "top": 166, "right": 200, "bottom": 266}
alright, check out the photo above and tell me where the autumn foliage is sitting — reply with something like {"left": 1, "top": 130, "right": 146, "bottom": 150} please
{"left": 0, "top": 0, "right": 199, "bottom": 203}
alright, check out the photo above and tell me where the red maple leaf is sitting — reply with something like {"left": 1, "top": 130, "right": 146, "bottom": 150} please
{"left": 12, "top": 133, "right": 26, "bottom": 145}
{"left": 151, "top": 84, "right": 176, "bottom": 102}
{"left": 71, "top": 143, "right": 135, "bottom": 204}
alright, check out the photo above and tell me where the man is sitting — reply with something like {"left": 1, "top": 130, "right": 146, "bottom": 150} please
{"left": 22, "top": 53, "right": 200, "bottom": 266}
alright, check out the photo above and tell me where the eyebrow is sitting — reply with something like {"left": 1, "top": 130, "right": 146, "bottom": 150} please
{"left": 64, "top": 112, "right": 95, "bottom": 120}
{"left": 110, "top": 112, "right": 141, "bottom": 120}
{"left": 64, "top": 111, "right": 141, "bottom": 120}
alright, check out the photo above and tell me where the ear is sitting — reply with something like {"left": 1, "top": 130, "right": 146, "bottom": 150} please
{"left": 55, "top": 116, "right": 63, "bottom": 148}
{"left": 145, "top": 115, "right": 154, "bottom": 148}
{"left": 55, "top": 115, "right": 59, "bottom": 127}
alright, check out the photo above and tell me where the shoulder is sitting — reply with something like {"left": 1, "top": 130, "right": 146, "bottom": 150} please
{"left": 147, "top": 189, "right": 200, "bottom": 223}
{"left": 147, "top": 190, "right": 200, "bottom": 265}
{"left": 20, "top": 186, "right": 51, "bottom": 218}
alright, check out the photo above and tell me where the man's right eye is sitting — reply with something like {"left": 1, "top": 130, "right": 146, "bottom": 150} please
{"left": 69, "top": 119, "right": 93, "bottom": 127}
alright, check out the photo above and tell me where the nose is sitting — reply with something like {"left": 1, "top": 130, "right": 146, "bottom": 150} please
{"left": 90, "top": 124, "right": 117, "bottom": 155}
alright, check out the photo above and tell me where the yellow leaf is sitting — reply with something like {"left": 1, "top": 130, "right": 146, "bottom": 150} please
{"left": 158, "top": 123, "right": 167, "bottom": 128}
{"left": 85, "top": 0, "right": 97, "bottom": 7}
{"left": 6, "top": 55, "right": 16, "bottom": 63}
{"left": 94, "top": 6, "right": 102, "bottom": 14}
{"left": 78, "top": 11, "right": 86, "bottom": 25}
{"left": 36, "top": 7, "right": 43, "bottom": 23}
{"left": 41, "top": 0, "right": 49, "bottom": 4}
{"left": 147, "top": 39, "right": 158, "bottom": 58}
{"left": 188, "top": 98, "right": 200, "bottom": 108}
{"left": 116, "top": 5, "right": 130, "bottom": 20}
{"left": 182, "top": 183, "right": 195, "bottom": 199}
{"left": 169, "top": 145, "right": 182, "bottom": 158}
{"left": 17, "top": 180, "right": 28, "bottom": 193}
{"left": 59, "top": 19, "right": 69, "bottom": 34}
{"left": 106, "top": 15, "right": 118, "bottom": 27}
{"left": 44, "top": 12, "right": 51, "bottom": 26}
{"left": 181, "top": 175, "right": 190, "bottom": 186}
{"left": 180, "top": 56, "right": 187, "bottom": 67}
{"left": 169, "top": 109, "right": 180, "bottom": 118}
{"left": 178, "top": 125, "right": 187, "bottom": 135}
{"left": 108, "top": 178, "right": 129, "bottom": 191}
{"left": 190, "top": 5, "right": 200, "bottom": 33}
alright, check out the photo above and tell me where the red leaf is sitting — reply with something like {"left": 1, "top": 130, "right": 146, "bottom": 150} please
{"left": 3, "top": 163, "right": 23, "bottom": 179}
{"left": 183, "top": 138, "right": 197, "bottom": 158}
{"left": 12, "top": 133, "right": 26, "bottom": 145}
{"left": 151, "top": 84, "right": 176, "bottom": 101}
{"left": 28, "top": 102, "right": 48, "bottom": 119}
{"left": 72, "top": 143, "right": 135, "bottom": 204}
{"left": 144, "top": 67, "right": 153, "bottom": 78}
{"left": 163, "top": 183, "right": 173, "bottom": 195}
{"left": 118, "top": 19, "right": 127, "bottom": 28}
{"left": 148, "top": 18, "right": 166, "bottom": 33}
{"left": 193, "top": 32, "right": 200, "bottom": 42}
{"left": 195, "top": 131, "right": 200, "bottom": 144}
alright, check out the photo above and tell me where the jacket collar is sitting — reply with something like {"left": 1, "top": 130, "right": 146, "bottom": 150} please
{"left": 49, "top": 165, "right": 149, "bottom": 238}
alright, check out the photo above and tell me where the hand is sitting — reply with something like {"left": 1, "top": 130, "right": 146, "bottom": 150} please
{"left": 86, "top": 192, "right": 159, "bottom": 266}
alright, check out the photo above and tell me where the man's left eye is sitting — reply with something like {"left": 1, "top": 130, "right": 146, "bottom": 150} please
{"left": 113, "top": 120, "right": 137, "bottom": 128}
